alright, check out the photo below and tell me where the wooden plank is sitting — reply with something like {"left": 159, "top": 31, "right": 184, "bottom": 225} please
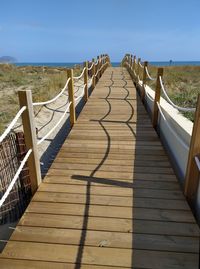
{"left": 1, "top": 241, "right": 198, "bottom": 268}
{"left": 56, "top": 151, "right": 170, "bottom": 161}
{"left": 38, "top": 183, "right": 184, "bottom": 199}
{"left": 53, "top": 157, "right": 172, "bottom": 168}
{"left": 26, "top": 201, "right": 195, "bottom": 223}
{"left": 33, "top": 192, "right": 190, "bottom": 210}
{"left": 50, "top": 162, "right": 174, "bottom": 175}
{"left": 10, "top": 226, "right": 199, "bottom": 253}
{"left": 45, "top": 169, "right": 177, "bottom": 182}
{"left": 19, "top": 213, "right": 199, "bottom": 236}
{"left": 0, "top": 259, "right": 131, "bottom": 269}
{"left": 43, "top": 177, "right": 179, "bottom": 189}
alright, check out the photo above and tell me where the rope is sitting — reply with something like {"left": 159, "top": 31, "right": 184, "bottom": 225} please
{"left": 74, "top": 84, "right": 86, "bottom": 101}
{"left": 95, "top": 69, "right": 99, "bottom": 77}
{"left": 139, "top": 62, "right": 144, "bottom": 68}
{"left": 0, "top": 106, "right": 26, "bottom": 143}
{"left": 73, "top": 67, "right": 86, "bottom": 80}
{"left": 37, "top": 101, "right": 72, "bottom": 145}
{"left": 33, "top": 78, "right": 70, "bottom": 106}
{"left": 145, "top": 66, "right": 156, "bottom": 81}
{"left": 88, "top": 63, "right": 94, "bottom": 71}
{"left": 157, "top": 102, "right": 189, "bottom": 150}
{"left": 0, "top": 148, "right": 32, "bottom": 208}
{"left": 133, "top": 70, "right": 137, "bottom": 77}
{"left": 159, "top": 76, "right": 196, "bottom": 112}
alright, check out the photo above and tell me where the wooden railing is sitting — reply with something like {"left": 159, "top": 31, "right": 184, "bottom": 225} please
{"left": 122, "top": 53, "right": 200, "bottom": 212}
{"left": 0, "top": 54, "right": 110, "bottom": 209}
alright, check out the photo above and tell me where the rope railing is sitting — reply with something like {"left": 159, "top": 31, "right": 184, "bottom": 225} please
{"left": 88, "top": 63, "right": 94, "bottom": 71}
{"left": 37, "top": 101, "right": 72, "bottom": 145}
{"left": 33, "top": 78, "right": 71, "bottom": 106}
{"left": 74, "top": 84, "right": 86, "bottom": 102}
{"left": 123, "top": 53, "right": 200, "bottom": 214}
{"left": 0, "top": 148, "right": 32, "bottom": 208}
{"left": 0, "top": 106, "right": 27, "bottom": 143}
{"left": 0, "top": 53, "right": 110, "bottom": 210}
{"left": 123, "top": 54, "right": 196, "bottom": 113}
{"left": 139, "top": 62, "right": 144, "bottom": 68}
{"left": 159, "top": 76, "right": 196, "bottom": 112}
{"left": 145, "top": 66, "right": 156, "bottom": 81}
{"left": 73, "top": 67, "right": 86, "bottom": 80}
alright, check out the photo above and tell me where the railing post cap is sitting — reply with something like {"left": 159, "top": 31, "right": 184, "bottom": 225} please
{"left": 157, "top": 67, "right": 164, "bottom": 76}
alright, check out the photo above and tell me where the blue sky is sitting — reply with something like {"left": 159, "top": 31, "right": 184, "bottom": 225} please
{"left": 1, "top": 0, "right": 200, "bottom": 62}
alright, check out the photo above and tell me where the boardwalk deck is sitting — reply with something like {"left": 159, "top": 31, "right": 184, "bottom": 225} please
{"left": 0, "top": 67, "right": 199, "bottom": 268}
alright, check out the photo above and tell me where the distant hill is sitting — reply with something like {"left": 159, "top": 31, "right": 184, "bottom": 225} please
{"left": 0, "top": 56, "right": 17, "bottom": 63}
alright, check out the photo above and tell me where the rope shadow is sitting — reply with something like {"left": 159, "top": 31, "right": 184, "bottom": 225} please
{"left": 74, "top": 72, "right": 114, "bottom": 268}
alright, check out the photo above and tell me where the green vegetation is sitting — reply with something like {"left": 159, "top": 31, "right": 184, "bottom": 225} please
{"left": 147, "top": 65, "right": 200, "bottom": 121}
{"left": 0, "top": 64, "right": 82, "bottom": 134}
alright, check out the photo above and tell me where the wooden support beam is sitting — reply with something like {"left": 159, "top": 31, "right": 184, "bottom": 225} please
{"left": 67, "top": 69, "right": 76, "bottom": 127}
{"left": 152, "top": 68, "right": 164, "bottom": 128}
{"left": 184, "top": 94, "right": 200, "bottom": 206}
{"left": 84, "top": 61, "right": 88, "bottom": 102}
{"left": 18, "top": 90, "right": 41, "bottom": 194}
{"left": 137, "top": 58, "right": 141, "bottom": 83}
{"left": 92, "top": 58, "right": 96, "bottom": 89}
{"left": 141, "top": 61, "right": 148, "bottom": 102}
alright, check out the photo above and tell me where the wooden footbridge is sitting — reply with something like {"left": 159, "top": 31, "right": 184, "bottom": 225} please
{"left": 0, "top": 55, "right": 199, "bottom": 268}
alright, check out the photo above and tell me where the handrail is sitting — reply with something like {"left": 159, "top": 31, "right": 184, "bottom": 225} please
{"left": 73, "top": 67, "right": 86, "bottom": 80}
{"left": 139, "top": 62, "right": 144, "bottom": 68}
{"left": 0, "top": 106, "right": 27, "bottom": 143}
{"left": 37, "top": 101, "right": 72, "bottom": 145}
{"left": 145, "top": 66, "right": 156, "bottom": 81}
{"left": 0, "top": 53, "right": 109, "bottom": 209}
{"left": 95, "top": 60, "right": 99, "bottom": 66}
{"left": 88, "top": 63, "right": 94, "bottom": 71}
{"left": 159, "top": 76, "right": 196, "bottom": 112}
{"left": 0, "top": 148, "right": 32, "bottom": 208}
{"left": 33, "top": 78, "right": 71, "bottom": 106}
{"left": 74, "top": 84, "right": 86, "bottom": 102}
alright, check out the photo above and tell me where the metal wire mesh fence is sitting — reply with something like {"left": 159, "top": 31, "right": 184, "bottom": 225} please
{"left": 0, "top": 132, "right": 32, "bottom": 224}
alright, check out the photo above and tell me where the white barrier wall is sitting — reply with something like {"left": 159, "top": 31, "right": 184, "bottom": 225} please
{"left": 137, "top": 83, "right": 200, "bottom": 221}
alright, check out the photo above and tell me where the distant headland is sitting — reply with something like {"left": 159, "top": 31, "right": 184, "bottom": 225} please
{"left": 0, "top": 56, "right": 17, "bottom": 63}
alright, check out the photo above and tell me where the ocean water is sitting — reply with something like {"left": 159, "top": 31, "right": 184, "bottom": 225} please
{"left": 15, "top": 61, "right": 200, "bottom": 68}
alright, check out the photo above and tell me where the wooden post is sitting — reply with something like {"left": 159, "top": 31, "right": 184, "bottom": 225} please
{"left": 137, "top": 58, "right": 141, "bottom": 83}
{"left": 133, "top": 55, "right": 136, "bottom": 78}
{"left": 18, "top": 90, "right": 41, "bottom": 194}
{"left": 130, "top": 55, "right": 133, "bottom": 67}
{"left": 67, "top": 69, "right": 76, "bottom": 126}
{"left": 152, "top": 68, "right": 164, "bottom": 128}
{"left": 84, "top": 61, "right": 88, "bottom": 102}
{"left": 184, "top": 94, "right": 200, "bottom": 206}
{"left": 92, "top": 58, "right": 96, "bottom": 89}
{"left": 97, "top": 56, "right": 100, "bottom": 81}
{"left": 141, "top": 61, "right": 148, "bottom": 102}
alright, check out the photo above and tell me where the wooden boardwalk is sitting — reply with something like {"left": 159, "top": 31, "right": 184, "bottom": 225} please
{"left": 0, "top": 67, "right": 199, "bottom": 268}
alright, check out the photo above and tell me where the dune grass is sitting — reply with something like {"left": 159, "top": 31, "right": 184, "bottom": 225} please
{"left": 0, "top": 64, "right": 82, "bottom": 134}
{"left": 145, "top": 65, "right": 200, "bottom": 121}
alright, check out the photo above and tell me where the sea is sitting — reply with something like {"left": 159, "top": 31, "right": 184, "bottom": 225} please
{"left": 15, "top": 61, "right": 200, "bottom": 68}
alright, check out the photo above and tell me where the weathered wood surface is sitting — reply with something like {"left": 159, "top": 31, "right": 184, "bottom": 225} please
{"left": 0, "top": 67, "right": 199, "bottom": 268}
